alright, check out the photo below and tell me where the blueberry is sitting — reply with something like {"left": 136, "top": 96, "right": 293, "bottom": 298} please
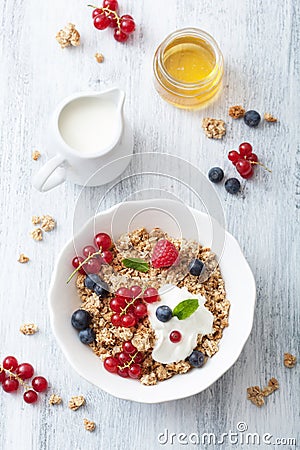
{"left": 225, "top": 178, "right": 241, "bottom": 194}
{"left": 208, "top": 167, "right": 224, "bottom": 183}
{"left": 84, "top": 273, "right": 100, "bottom": 290}
{"left": 244, "top": 110, "right": 261, "bottom": 127}
{"left": 189, "top": 350, "right": 205, "bottom": 368}
{"left": 156, "top": 305, "right": 173, "bottom": 322}
{"left": 189, "top": 258, "right": 204, "bottom": 276}
{"left": 94, "top": 280, "right": 110, "bottom": 298}
{"left": 79, "top": 327, "right": 96, "bottom": 344}
{"left": 71, "top": 309, "right": 92, "bottom": 330}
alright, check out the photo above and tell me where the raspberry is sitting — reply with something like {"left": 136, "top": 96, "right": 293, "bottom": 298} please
{"left": 151, "top": 239, "right": 179, "bottom": 268}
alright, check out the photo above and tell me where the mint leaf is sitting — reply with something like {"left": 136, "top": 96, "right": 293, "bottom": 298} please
{"left": 122, "top": 258, "right": 150, "bottom": 273}
{"left": 173, "top": 299, "right": 199, "bottom": 320}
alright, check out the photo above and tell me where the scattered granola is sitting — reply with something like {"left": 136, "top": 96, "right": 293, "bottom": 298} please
{"left": 41, "top": 215, "right": 56, "bottom": 232}
{"left": 49, "top": 394, "right": 62, "bottom": 406}
{"left": 76, "top": 227, "right": 230, "bottom": 385}
{"left": 18, "top": 253, "right": 29, "bottom": 264}
{"left": 228, "top": 105, "right": 245, "bottom": 119}
{"left": 261, "top": 378, "right": 279, "bottom": 397}
{"left": 202, "top": 118, "right": 226, "bottom": 139}
{"left": 68, "top": 395, "right": 85, "bottom": 411}
{"left": 56, "top": 23, "right": 80, "bottom": 49}
{"left": 32, "top": 150, "right": 41, "bottom": 161}
{"left": 83, "top": 419, "right": 96, "bottom": 432}
{"left": 247, "top": 385, "right": 265, "bottom": 407}
{"left": 32, "top": 216, "right": 41, "bottom": 225}
{"left": 20, "top": 323, "right": 38, "bottom": 335}
{"left": 94, "top": 52, "right": 104, "bottom": 63}
{"left": 264, "top": 113, "right": 278, "bottom": 123}
{"left": 284, "top": 352, "right": 297, "bottom": 368}
{"left": 30, "top": 228, "right": 43, "bottom": 241}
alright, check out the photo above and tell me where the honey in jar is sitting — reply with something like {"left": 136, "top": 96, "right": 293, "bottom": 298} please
{"left": 153, "top": 28, "right": 224, "bottom": 109}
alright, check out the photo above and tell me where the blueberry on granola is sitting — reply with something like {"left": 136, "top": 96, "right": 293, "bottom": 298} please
{"left": 156, "top": 305, "right": 173, "bottom": 322}
{"left": 79, "top": 328, "right": 96, "bottom": 344}
{"left": 189, "top": 258, "right": 204, "bottom": 276}
{"left": 244, "top": 110, "right": 261, "bottom": 127}
{"left": 84, "top": 274, "right": 101, "bottom": 290}
{"left": 71, "top": 310, "right": 92, "bottom": 330}
{"left": 189, "top": 350, "right": 205, "bottom": 368}
{"left": 94, "top": 280, "right": 109, "bottom": 298}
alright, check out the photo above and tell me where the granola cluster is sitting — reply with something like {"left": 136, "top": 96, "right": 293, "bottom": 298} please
{"left": 264, "top": 113, "right": 278, "bottom": 122}
{"left": 284, "top": 352, "right": 297, "bottom": 368}
{"left": 247, "top": 378, "right": 279, "bottom": 407}
{"left": 68, "top": 395, "right": 85, "bottom": 411}
{"left": 94, "top": 52, "right": 104, "bottom": 63}
{"left": 83, "top": 419, "right": 96, "bottom": 432}
{"left": 49, "top": 394, "right": 62, "bottom": 406}
{"left": 32, "top": 150, "right": 41, "bottom": 161}
{"left": 18, "top": 253, "right": 29, "bottom": 263}
{"left": 202, "top": 118, "right": 226, "bottom": 139}
{"left": 20, "top": 323, "right": 38, "bottom": 335}
{"left": 30, "top": 215, "right": 56, "bottom": 241}
{"left": 228, "top": 105, "right": 245, "bottom": 119}
{"left": 56, "top": 23, "right": 80, "bottom": 49}
{"left": 76, "top": 227, "right": 230, "bottom": 385}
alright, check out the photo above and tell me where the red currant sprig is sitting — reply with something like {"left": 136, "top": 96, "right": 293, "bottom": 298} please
{"left": 104, "top": 341, "right": 143, "bottom": 378}
{"left": 110, "top": 286, "right": 160, "bottom": 328}
{"left": 0, "top": 356, "right": 48, "bottom": 404}
{"left": 228, "top": 142, "right": 271, "bottom": 179}
{"left": 68, "top": 232, "right": 114, "bottom": 283}
{"left": 88, "top": 1, "right": 136, "bottom": 43}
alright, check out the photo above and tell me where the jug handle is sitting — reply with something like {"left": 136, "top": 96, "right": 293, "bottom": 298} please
{"left": 32, "top": 155, "right": 67, "bottom": 192}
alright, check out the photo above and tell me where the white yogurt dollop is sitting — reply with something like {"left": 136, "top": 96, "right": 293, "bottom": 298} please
{"left": 147, "top": 285, "right": 213, "bottom": 364}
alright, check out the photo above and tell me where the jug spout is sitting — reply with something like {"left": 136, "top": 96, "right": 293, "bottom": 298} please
{"left": 98, "top": 88, "right": 125, "bottom": 113}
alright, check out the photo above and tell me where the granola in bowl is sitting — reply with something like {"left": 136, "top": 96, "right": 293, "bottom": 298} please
{"left": 70, "top": 227, "right": 230, "bottom": 385}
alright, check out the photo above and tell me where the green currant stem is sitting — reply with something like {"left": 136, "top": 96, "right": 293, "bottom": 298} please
{"left": 87, "top": 4, "right": 121, "bottom": 28}
{"left": 67, "top": 249, "right": 102, "bottom": 284}
{"left": 119, "top": 288, "right": 146, "bottom": 316}
{"left": 250, "top": 161, "right": 272, "bottom": 173}
{"left": 0, "top": 365, "right": 31, "bottom": 391}
{"left": 118, "top": 351, "right": 139, "bottom": 370}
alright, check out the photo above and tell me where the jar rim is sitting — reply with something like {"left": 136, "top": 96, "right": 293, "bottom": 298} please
{"left": 154, "top": 27, "right": 224, "bottom": 90}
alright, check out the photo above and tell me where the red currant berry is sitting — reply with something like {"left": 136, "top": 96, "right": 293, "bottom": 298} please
{"left": 130, "top": 285, "right": 142, "bottom": 298}
{"left": 120, "top": 314, "right": 136, "bottom": 328}
{"left": 16, "top": 363, "right": 34, "bottom": 380}
{"left": 107, "top": 12, "right": 118, "bottom": 28}
{"left": 128, "top": 363, "right": 141, "bottom": 379}
{"left": 117, "top": 352, "right": 131, "bottom": 365}
{"left": 23, "top": 390, "right": 38, "bottom": 404}
{"left": 115, "top": 287, "right": 132, "bottom": 301}
{"left": 241, "top": 166, "right": 254, "bottom": 179}
{"left": 120, "top": 15, "right": 136, "bottom": 34}
{"left": 94, "top": 233, "right": 112, "bottom": 251}
{"left": 92, "top": 8, "right": 104, "bottom": 18}
{"left": 239, "top": 142, "right": 253, "bottom": 157}
{"left": 228, "top": 150, "right": 240, "bottom": 164}
{"left": 111, "top": 313, "right": 121, "bottom": 327}
{"left": 121, "top": 14, "right": 134, "bottom": 21}
{"left": 134, "top": 302, "right": 147, "bottom": 317}
{"left": 247, "top": 153, "right": 258, "bottom": 163}
{"left": 84, "top": 257, "right": 101, "bottom": 274}
{"left": 122, "top": 341, "right": 137, "bottom": 355}
{"left": 3, "top": 356, "right": 18, "bottom": 371}
{"left": 102, "top": 250, "right": 113, "bottom": 264}
{"left": 114, "top": 28, "right": 129, "bottom": 43}
{"left": 117, "top": 367, "right": 129, "bottom": 378}
{"left": 104, "top": 357, "right": 119, "bottom": 373}
{"left": 31, "top": 376, "right": 48, "bottom": 393}
{"left": 0, "top": 370, "right": 6, "bottom": 383}
{"left": 236, "top": 159, "right": 252, "bottom": 177}
{"left": 82, "top": 245, "right": 96, "bottom": 258}
{"left": 133, "top": 352, "right": 143, "bottom": 363}
{"left": 103, "top": 0, "right": 119, "bottom": 11}
{"left": 94, "top": 14, "right": 111, "bottom": 30}
{"left": 2, "top": 378, "right": 19, "bottom": 392}
{"left": 143, "top": 287, "right": 160, "bottom": 303}
{"left": 72, "top": 256, "right": 85, "bottom": 275}
{"left": 110, "top": 297, "right": 126, "bottom": 313}
{"left": 170, "top": 331, "right": 182, "bottom": 343}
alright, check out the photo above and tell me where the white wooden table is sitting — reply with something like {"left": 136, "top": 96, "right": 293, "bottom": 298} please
{"left": 0, "top": 0, "right": 299, "bottom": 449}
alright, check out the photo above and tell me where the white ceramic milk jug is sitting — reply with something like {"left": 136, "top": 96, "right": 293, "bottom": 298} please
{"left": 33, "top": 88, "right": 133, "bottom": 191}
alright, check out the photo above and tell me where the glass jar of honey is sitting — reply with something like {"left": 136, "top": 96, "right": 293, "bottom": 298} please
{"left": 153, "top": 28, "right": 224, "bottom": 109}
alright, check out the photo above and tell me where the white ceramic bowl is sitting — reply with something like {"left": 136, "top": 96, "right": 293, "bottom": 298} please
{"left": 49, "top": 199, "right": 256, "bottom": 403}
